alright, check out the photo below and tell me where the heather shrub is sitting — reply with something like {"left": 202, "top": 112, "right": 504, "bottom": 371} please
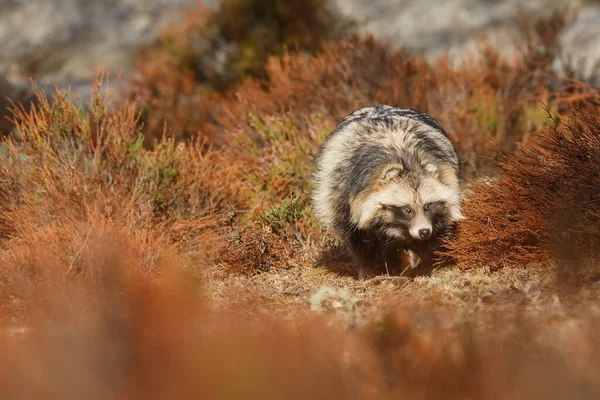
{"left": 0, "top": 216, "right": 175, "bottom": 320}
{"left": 131, "top": 6, "right": 573, "bottom": 178}
{"left": 0, "top": 82, "right": 244, "bottom": 249}
{"left": 218, "top": 219, "right": 294, "bottom": 275}
{"left": 443, "top": 84, "right": 600, "bottom": 269}
{"left": 129, "top": 33, "right": 400, "bottom": 145}
{"left": 218, "top": 195, "right": 325, "bottom": 276}
{"left": 129, "top": 0, "right": 353, "bottom": 143}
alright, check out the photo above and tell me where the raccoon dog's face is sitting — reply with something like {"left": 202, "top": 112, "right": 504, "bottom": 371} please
{"left": 350, "top": 162, "right": 461, "bottom": 242}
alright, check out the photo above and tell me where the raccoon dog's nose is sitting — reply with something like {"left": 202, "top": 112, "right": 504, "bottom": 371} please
{"left": 418, "top": 228, "right": 431, "bottom": 239}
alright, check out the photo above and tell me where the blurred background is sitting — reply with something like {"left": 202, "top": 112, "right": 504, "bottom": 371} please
{"left": 0, "top": 0, "right": 598, "bottom": 99}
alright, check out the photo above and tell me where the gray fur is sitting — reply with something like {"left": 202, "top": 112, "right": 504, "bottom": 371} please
{"left": 312, "top": 105, "right": 464, "bottom": 279}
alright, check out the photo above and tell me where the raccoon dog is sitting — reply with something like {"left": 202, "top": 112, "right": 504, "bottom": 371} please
{"left": 312, "top": 105, "right": 464, "bottom": 279}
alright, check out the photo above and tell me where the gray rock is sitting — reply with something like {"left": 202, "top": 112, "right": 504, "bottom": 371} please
{"left": 332, "top": 0, "right": 599, "bottom": 82}
{"left": 553, "top": 5, "right": 600, "bottom": 85}
{"left": 0, "top": 0, "right": 195, "bottom": 81}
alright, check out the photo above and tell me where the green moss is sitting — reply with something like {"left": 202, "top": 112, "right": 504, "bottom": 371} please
{"left": 258, "top": 196, "right": 308, "bottom": 231}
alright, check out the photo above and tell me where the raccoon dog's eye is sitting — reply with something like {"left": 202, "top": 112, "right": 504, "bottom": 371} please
{"left": 402, "top": 206, "right": 412, "bottom": 215}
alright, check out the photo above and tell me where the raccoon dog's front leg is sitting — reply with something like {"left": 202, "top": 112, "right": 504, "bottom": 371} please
{"left": 406, "top": 240, "right": 437, "bottom": 276}
{"left": 348, "top": 231, "right": 379, "bottom": 279}
{"left": 349, "top": 242, "right": 378, "bottom": 279}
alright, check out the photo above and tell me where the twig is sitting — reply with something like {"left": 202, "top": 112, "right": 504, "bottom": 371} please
{"left": 66, "top": 224, "right": 94, "bottom": 275}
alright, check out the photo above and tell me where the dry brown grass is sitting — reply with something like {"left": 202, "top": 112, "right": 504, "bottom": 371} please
{"left": 2, "top": 239, "right": 600, "bottom": 399}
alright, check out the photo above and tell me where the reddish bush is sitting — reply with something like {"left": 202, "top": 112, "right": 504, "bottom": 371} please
{"left": 128, "top": 0, "right": 353, "bottom": 143}
{"left": 130, "top": 7, "right": 573, "bottom": 179}
{"left": 0, "top": 82, "right": 245, "bottom": 249}
{"left": 443, "top": 83, "right": 600, "bottom": 269}
{"left": 218, "top": 221, "right": 293, "bottom": 275}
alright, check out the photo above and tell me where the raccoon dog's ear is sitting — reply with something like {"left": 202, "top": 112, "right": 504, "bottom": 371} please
{"left": 381, "top": 163, "right": 404, "bottom": 181}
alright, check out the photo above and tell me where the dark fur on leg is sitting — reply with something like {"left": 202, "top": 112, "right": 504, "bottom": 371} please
{"left": 406, "top": 237, "right": 443, "bottom": 277}
{"left": 350, "top": 230, "right": 416, "bottom": 279}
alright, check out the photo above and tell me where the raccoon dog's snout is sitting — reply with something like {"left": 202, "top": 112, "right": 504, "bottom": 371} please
{"left": 408, "top": 223, "right": 433, "bottom": 241}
